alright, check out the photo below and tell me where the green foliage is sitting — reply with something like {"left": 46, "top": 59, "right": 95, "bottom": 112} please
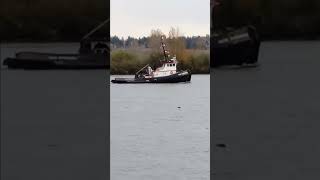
{"left": 111, "top": 50, "right": 142, "bottom": 74}
{"left": 177, "top": 52, "right": 210, "bottom": 74}
{"left": 187, "top": 53, "right": 210, "bottom": 73}
{"left": 111, "top": 49, "right": 209, "bottom": 75}
{"left": 146, "top": 52, "right": 163, "bottom": 69}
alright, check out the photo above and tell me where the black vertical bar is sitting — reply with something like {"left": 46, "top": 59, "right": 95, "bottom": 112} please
{"left": 0, "top": 39, "right": 2, "bottom": 180}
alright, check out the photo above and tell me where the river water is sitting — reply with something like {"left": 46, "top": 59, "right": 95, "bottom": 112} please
{"left": 0, "top": 43, "right": 109, "bottom": 179}
{"left": 213, "top": 41, "right": 320, "bottom": 180}
{"left": 111, "top": 75, "right": 210, "bottom": 180}
{"left": 4, "top": 41, "right": 319, "bottom": 180}
{"left": 0, "top": 43, "right": 210, "bottom": 180}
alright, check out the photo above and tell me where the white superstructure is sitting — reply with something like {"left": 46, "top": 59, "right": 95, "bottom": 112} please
{"left": 151, "top": 56, "right": 177, "bottom": 77}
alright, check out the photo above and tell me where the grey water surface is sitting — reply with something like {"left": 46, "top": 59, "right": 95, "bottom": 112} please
{"left": 4, "top": 41, "right": 320, "bottom": 180}
{"left": 0, "top": 43, "right": 210, "bottom": 180}
{"left": 213, "top": 41, "right": 320, "bottom": 180}
{"left": 1, "top": 43, "right": 109, "bottom": 180}
{"left": 111, "top": 75, "right": 210, "bottom": 180}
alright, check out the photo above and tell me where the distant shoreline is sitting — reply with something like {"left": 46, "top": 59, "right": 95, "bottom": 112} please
{"left": 2, "top": 38, "right": 320, "bottom": 44}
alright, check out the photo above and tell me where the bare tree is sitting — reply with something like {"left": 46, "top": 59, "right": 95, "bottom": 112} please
{"left": 167, "top": 27, "right": 187, "bottom": 62}
{"left": 148, "top": 29, "right": 164, "bottom": 51}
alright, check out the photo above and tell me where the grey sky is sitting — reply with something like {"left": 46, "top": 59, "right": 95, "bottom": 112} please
{"left": 111, "top": 0, "right": 210, "bottom": 38}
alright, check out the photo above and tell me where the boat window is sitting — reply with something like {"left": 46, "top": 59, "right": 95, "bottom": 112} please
{"left": 173, "top": 64, "right": 175, "bottom": 66}
{"left": 170, "top": 64, "right": 172, "bottom": 67}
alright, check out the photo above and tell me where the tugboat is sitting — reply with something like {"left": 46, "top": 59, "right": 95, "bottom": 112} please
{"left": 211, "top": 0, "right": 261, "bottom": 67}
{"left": 212, "top": 26, "right": 260, "bottom": 67}
{"left": 3, "top": 19, "right": 109, "bottom": 69}
{"left": 111, "top": 36, "right": 191, "bottom": 84}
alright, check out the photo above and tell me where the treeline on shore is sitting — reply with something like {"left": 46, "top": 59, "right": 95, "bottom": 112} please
{"left": 111, "top": 35, "right": 210, "bottom": 50}
{"left": 111, "top": 29, "right": 210, "bottom": 75}
{"left": 214, "top": 0, "right": 320, "bottom": 40}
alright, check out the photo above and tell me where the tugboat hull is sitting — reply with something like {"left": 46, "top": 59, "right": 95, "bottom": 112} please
{"left": 111, "top": 71, "right": 191, "bottom": 84}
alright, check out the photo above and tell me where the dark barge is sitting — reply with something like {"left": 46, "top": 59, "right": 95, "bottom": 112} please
{"left": 3, "top": 20, "right": 109, "bottom": 69}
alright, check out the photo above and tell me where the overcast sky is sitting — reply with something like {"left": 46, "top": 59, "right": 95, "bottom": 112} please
{"left": 111, "top": 0, "right": 210, "bottom": 38}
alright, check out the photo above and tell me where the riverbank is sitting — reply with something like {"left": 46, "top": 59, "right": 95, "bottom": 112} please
{"left": 111, "top": 48, "right": 210, "bottom": 75}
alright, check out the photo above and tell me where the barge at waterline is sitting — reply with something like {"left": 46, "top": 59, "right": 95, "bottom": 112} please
{"left": 111, "top": 36, "right": 192, "bottom": 84}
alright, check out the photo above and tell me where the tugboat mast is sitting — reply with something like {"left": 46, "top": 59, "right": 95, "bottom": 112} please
{"left": 160, "top": 36, "right": 169, "bottom": 62}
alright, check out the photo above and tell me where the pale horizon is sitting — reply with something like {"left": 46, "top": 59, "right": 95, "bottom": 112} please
{"left": 111, "top": 0, "right": 210, "bottom": 38}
